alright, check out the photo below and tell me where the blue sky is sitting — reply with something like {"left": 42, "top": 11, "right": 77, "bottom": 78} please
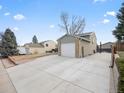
{"left": 0, "top": 0, "right": 123, "bottom": 45}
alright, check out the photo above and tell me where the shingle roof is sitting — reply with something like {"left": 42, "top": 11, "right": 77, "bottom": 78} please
{"left": 24, "top": 43, "right": 44, "bottom": 48}
{"left": 57, "top": 32, "right": 94, "bottom": 43}
{"left": 73, "top": 35, "right": 90, "bottom": 42}
{"left": 40, "top": 40, "right": 53, "bottom": 44}
{"left": 78, "top": 32, "right": 93, "bottom": 36}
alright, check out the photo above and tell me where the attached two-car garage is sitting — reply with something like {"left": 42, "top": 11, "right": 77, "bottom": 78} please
{"left": 61, "top": 43, "right": 75, "bottom": 57}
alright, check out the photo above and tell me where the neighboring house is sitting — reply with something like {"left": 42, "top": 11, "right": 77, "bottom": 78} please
{"left": 57, "top": 32, "right": 97, "bottom": 58}
{"left": 100, "top": 42, "right": 113, "bottom": 52}
{"left": 17, "top": 46, "right": 30, "bottom": 55}
{"left": 40, "top": 40, "right": 57, "bottom": 52}
{"left": 24, "top": 43, "right": 45, "bottom": 54}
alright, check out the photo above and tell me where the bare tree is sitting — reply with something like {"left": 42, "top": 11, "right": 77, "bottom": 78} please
{"left": 59, "top": 12, "right": 85, "bottom": 35}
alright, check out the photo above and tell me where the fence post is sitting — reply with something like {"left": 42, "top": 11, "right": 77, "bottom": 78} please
{"left": 110, "top": 45, "right": 115, "bottom": 68}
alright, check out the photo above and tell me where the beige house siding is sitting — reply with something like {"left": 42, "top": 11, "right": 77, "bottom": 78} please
{"left": 75, "top": 38, "right": 79, "bottom": 58}
{"left": 43, "top": 40, "right": 57, "bottom": 52}
{"left": 29, "top": 47, "right": 45, "bottom": 54}
{"left": 79, "top": 32, "right": 97, "bottom": 56}
{"left": 78, "top": 40, "right": 90, "bottom": 57}
{"left": 90, "top": 33, "right": 97, "bottom": 53}
{"left": 57, "top": 32, "right": 97, "bottom": 58}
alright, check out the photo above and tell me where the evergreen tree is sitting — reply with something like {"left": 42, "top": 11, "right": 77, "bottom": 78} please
{"left": 32, "top": 35, "right": 38, "bottom": 44}
{"left": 2, "top": 28, "right": 18, "bottom": 56}
{"left": 113, "top": 3, "right": 124, "bottom": 41}
{"left": 0, "top": 32, "right": 4, "bottom": 39}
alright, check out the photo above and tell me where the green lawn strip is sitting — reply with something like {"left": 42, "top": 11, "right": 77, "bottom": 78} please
{"left": 118, "top": 51, "right": 124, "bottom": 57}
{"left": 116, "top": 52, "right": 124, "bottom": 93}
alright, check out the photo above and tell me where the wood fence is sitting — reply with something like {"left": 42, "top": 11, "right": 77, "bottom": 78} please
{"left": 115, "top": 42, "right": 124, "bottom": 51}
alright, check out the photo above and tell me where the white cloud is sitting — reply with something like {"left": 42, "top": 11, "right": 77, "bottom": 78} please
{"left": 105, "top": 11, "right": 116, "bottom": 17}
{"left": 102, "top": 19, "right": 110, "bottom": 24}
{"left": 94, "top": 0, "right": 106, "bottom": 3}
{"left": 13, "top": 27, "right": 19, "bottom": 31}
{"left": 14, "top": 14, "right": 25, "bottom": 21}
{"left": 4, "top": 12, "right": 10, "bottom": 16}
{"left": 49, "top": 25, "right": 55, "bottom": 28}
{"left": 104, "top": 14, "right": 107, "bottom": 17}
{"left": 0, "top": 5, "right": 2, "bottom": 10}
{"left": 104, "top": 11, "right": 116, "bottom": 17}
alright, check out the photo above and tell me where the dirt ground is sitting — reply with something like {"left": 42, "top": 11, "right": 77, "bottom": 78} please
{"left": 9, "top": 53, "right": 52, "bottom": 65}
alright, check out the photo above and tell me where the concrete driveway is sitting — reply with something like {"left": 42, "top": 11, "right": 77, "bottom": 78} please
{"left": 7, "top": 53, "right": 111, "bottom": 93}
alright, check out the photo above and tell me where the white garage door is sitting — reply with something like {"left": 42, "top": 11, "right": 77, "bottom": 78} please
{"left": 61, "top": 43, "right": 75, "bottom": 57}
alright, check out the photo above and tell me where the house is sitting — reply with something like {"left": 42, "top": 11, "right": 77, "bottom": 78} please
{"left": 24, "top": 43, "right": 45, "bottom": 54}
{"left": 40, "top": 40, "right": 57, "bottom": 52}
{"left": 57, "top": 32, "right": 97, "bottom": 58}
{"left": 100, "top": 42, "right": 113, "bottom": 52}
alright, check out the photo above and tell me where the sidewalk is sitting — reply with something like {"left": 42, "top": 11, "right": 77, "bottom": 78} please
{"left": 0, "top": 60, "right": 17, "bottom": 93}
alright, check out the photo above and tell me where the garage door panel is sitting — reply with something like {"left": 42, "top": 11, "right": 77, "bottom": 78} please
{"left": 61, "top": 43, "right": 75, "bottom": 57}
